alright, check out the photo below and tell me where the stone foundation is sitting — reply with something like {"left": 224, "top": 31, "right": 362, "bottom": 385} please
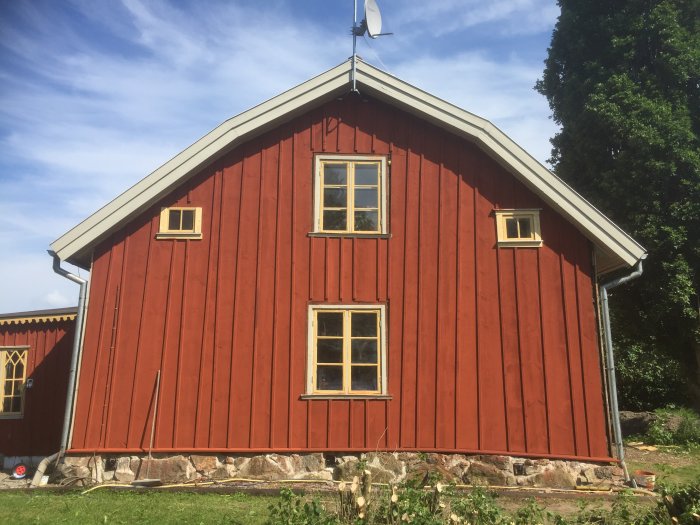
{"left": 54, "top": 452, "right": 624, "bottom": 489}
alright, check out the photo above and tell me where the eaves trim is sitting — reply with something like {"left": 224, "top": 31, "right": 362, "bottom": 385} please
{"left": 50, "top": 58, "right": 645, "bottom": 271}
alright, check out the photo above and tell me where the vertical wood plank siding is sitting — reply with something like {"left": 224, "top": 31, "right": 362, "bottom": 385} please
{"left": 70, "top": 96, "right": 611, "bottom": 460}
{"left": 0, "top": 320, "right": 74, "bottom": 456}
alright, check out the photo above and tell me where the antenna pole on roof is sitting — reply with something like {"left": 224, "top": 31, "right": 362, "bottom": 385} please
{"left": 351, "top": 0, "right": 359, "bottom": 93}
{"left": 350, "top": 1, "right": 391, "bottom": 93}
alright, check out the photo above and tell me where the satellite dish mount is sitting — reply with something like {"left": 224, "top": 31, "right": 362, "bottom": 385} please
{"left": 351, "top": 0, "right": 392, "bottom": 92}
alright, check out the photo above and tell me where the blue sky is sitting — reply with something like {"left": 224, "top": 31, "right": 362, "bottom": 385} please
{"left": 0, "top": 0, "right": 559, "bottom": 312}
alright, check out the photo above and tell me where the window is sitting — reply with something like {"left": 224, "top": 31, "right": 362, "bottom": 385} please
{"left": 156, "top": 207, "right": 202, "bottom": 239}
{"left": 314, "top": 156, "right": 387, "bottom": 234}
{"left": 0, "top": 347, "right": 27, "bottom": 417}
{"left": 494, "top": 209, "right": 542, "bottom": 247}
{"left": 307, "top": 305, "right": 387, "bottom": 396}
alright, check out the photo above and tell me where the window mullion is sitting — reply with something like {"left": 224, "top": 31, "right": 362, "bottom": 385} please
{"left": 343, "top": 310, "right": 352, "bottom": 394}
{"left": 349, "top": 163, "right": 356, "bottom": 232}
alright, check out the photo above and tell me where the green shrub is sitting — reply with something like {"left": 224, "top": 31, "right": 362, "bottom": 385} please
{"left": 266, "top": 488, "right": 338, "bottom": 525}
{"left": 450, "top": 487, "right": 508, "bottom": 525}
{"left": 646, "top": 406, "right": 700, "bottom": 446}
{"left": 615, "top": 342, "right": 687, "bottom": 411}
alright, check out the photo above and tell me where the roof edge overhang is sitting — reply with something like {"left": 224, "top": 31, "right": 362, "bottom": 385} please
{"left": 0, "top": 307, "right": 79, "bottom": 327}
{"left": 51, "top": 58, "right": 645, "bottom": 273}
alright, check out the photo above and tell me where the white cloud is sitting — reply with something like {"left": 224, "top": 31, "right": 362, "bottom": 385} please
{"left": 0, "top": 0, "right": 559, "bottom": 312}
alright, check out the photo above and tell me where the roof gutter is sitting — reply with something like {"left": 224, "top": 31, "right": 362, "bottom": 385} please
{"left": 48, "top": 250, "right": 88, "bottom": 459}
{"left": 599, "top": 257, "right": 645, "bottom": 486}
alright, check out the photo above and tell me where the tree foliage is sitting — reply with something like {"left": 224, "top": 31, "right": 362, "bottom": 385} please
{"left": 536, "top": 0, "right": 700, "bottom": 406}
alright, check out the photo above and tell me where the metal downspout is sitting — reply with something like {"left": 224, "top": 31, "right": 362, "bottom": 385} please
{"left": 600, "top": 257, "right": 645, "bottom": 485}
{"left": 48, "top": 250, "right": 88, "bottom": 458}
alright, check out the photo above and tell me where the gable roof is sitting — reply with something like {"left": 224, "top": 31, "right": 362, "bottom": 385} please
{"left": 51, "top": 58, "right": 645, "bottom": 274}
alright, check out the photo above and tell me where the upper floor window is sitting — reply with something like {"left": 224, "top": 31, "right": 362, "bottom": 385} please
{"left": 494, "top": 209, "right": 542, "bottom": 247}
{"left": 306, "top": 305, "right": 387, "bottom": 396}
{"left": 0, "top": 347, "right": 27, "bottom": 417}
{"left": 313, "top": 155, "right": 387, "bottom": 235}
{"left": 156, "top": 207, "right": 202, "bottom": 239}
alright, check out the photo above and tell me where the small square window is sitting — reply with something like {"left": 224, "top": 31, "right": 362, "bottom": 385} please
{"left": 314, "top": 156, "right": 387, "bottom": 235}
{"left": 495, "top": 210, "right": 542, "bottom": 247}
{"left": 0, "top": 347, "right": 27, "bottom": 418}
{"left": 307, "top": 305, "right": 387, "bottom": 396}
{"left": 156, "top": 207, "right": 202, "bottom": 239}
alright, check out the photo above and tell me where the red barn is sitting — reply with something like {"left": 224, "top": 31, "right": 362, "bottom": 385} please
{"left": 46, "top": 60, "right": 645, "bottom": 485}
{"left": 0, "top": 308, "right": 76, "bottom": 467}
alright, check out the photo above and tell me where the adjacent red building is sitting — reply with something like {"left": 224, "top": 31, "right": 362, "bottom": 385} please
{"left": 0, "top": 308, "right": 76, "bottom": 459}
{"left": 47, "top": 60, "right": 645, "bottom": 463}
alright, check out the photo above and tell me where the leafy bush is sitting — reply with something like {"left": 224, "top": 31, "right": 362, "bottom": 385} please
{"left": 266, "top": 488, "right": 337, "bottom": 525}
{"left": 450, "top": 487, "right": 507, "bottom": 525}
{"left": 615, "top": 342, "right": 687, "bottom": 411}
{"left": 646, "top": 406, "right": 700, "bottom": 446}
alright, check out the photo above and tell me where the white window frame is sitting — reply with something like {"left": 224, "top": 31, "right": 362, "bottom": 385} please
{"left": 0, "top": 346, "right": 29, "bottom": 419}
{"left": 156, "top": 206, "right": 203, "bottom": 239}
{"left": 305, "top": 304, "right": 388, "bottom": 397}
{"left": 313, "top": 155, "right": 388, "bottom": 235}
{"left": 494, "top": 209, "right": 543, "bottom": 247}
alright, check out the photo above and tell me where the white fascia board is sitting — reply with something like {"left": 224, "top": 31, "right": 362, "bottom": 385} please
{"left": 52, "top": 58, "right": 645, "bottom": 271}
{"left": 354, "top": 62, "right": 646, "bottom": 269}
{"left": 51, "top": 62, "right": 352, "bottom": 267}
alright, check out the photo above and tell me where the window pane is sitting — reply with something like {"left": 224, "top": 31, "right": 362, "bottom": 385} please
{"left": 324, "top": 188, "right": 347, "bottom": 208}
{"left": 323, "top": 210, "right": 347, "bottom": 231}
{"left": 11, "top": 396, "right": 21, "bottom": 413}
{"left": 14, "top": 362, "right": 23, "bottom": 379}
{"left": 355, "top": 164, "right": 378, "bottom": 185}
{"left": 317, "top": 338, "right": 343, "bottom": 363}
{"left": 317, "top": 366, "right": 343, "bottom": 390}
{"left": 168, "top": 209, "right": 181, "bottom": 230}
{"left": 351, "top": 312, "right": 377, "bottom": 336}
{"left": 518, "top": 218, "right": 532, "bottom": 238}
{"left": 354, "top": 211, "right": 378, "bottom": 232}
{"left": 505, "top": 217, "right": 519, "bottom": 238}
{"left": 351, "top": 340, "right": 377, "bottom": 363}
{"left": 4, "top": 381, "right": 11, "bottom": 396}
{"left": 181, "top": 210, "right": 195, "bottom": 231}
{"left": 324, "top": 164, "right": 347, "bottom": 185}
{"left": 317, "top": 312, "right": 343, "bottom": 336}
{"left": 354, "top": 188, "right": 378, "bottom": 208}
{"left": 351, "top": 366, "right": 378, "bottom": 391}
{"left": 2, "top": 399, "right": 10, "bottom": 412}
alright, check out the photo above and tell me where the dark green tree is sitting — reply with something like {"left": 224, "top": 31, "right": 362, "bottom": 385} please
{"left": 536, "top": 0, "right": 700, "bottom": 409}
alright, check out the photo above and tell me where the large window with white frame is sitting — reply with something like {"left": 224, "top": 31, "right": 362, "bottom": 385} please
{"left": 306, "top": 305, "right": 387, "bottom": 396}
{"left": 313, "top": 155, "right": 387, "bottom": 234}
{"left": 0, "top": 347, "right": 28, "bottom": 417}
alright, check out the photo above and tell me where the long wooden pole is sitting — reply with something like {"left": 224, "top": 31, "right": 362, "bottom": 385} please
{"left": 145, "top": 370, "right": 161, "bottom": 480}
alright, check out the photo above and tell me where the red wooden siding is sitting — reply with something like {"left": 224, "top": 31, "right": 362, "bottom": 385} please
{"left": 69, "top": 96, "right": 611, "bottom": 461}
{"left": 0, "top": 320, "right": 74, "bottom": 456}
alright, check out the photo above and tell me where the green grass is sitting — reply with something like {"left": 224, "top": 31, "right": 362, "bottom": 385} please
{"left": 626, "top": 445, "right": 700, "bottom": 486}
{"left": 0, "top": 490, "right": 276, "bottom": 524}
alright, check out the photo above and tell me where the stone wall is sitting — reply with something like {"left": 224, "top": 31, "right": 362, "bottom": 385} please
{"left": 55, "top": 452, "right": 623, "bottom": 489}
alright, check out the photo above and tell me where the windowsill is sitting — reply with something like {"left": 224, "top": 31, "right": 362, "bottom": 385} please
{"left": 307, "top": 233, "right": 391, "bottom": 239}
{"left": 497, "top": 240, "right": 543, "bottom": 248}
{"left": 0, "top": 414, "right": 23, "bottom": 420}
{"left": 300, "top": 394, "right": 392, "bottom": 400}
{"left": 155, "top": 233, "right": 203, "bottom": 240}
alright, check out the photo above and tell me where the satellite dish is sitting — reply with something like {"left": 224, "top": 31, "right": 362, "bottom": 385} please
{"left": 364, "top": 0, "right": 382, "bottom": 38}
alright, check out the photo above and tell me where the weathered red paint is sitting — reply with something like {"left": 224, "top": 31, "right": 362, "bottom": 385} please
{"left": 0, "top": 320, "right": 74, "bottom": 456}
{"left": 69, "top": 96, "right": 611, "bottom": 460}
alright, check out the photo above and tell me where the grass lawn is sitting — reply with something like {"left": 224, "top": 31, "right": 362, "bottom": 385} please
{"left": 0, "top": 490, "right": 276, "bottom": 524}
{"left": 625, "top": 444, "right": 700, "bottom": 485}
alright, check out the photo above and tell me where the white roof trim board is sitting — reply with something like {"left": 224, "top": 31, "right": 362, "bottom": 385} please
{"left": 51, "top": 58, "right": 645, "bottom": 273}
